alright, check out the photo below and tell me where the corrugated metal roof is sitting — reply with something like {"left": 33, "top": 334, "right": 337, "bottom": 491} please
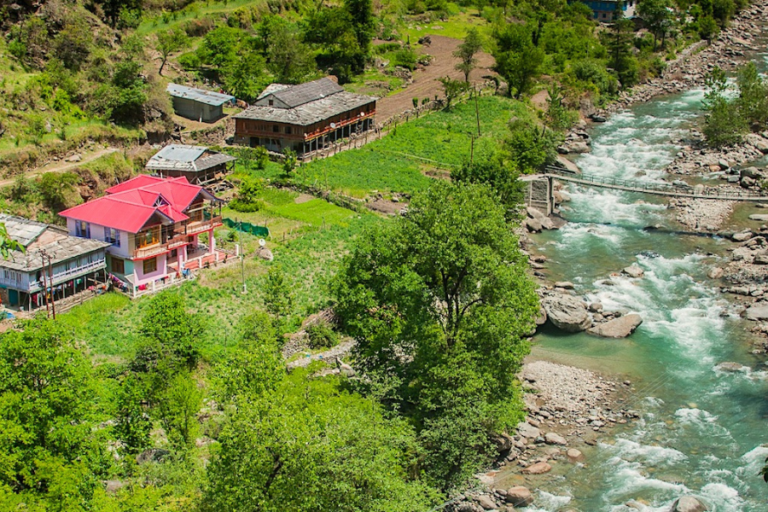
{"left": 234, "top": 91, "right": 376, "bottom": 126}
{"left": 167, "top": 83, "right": 235, "bottom": 106}
{"left": 145, "top": 145, "right": 236, "bottom": 173}
{"left": 270, "top": 78, "right": 344, "bottom": 108}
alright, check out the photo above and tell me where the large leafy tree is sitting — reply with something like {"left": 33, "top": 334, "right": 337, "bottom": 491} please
{"left": 0, "top": 320, "right": 99, "bottom": 494}
{"left": 492, "top": 23, "right": 544, "bottom": 98}
{"left": 637, "top": 0, "right": 675, "bottom": 50}
{"left": 201, "top": 368, "right": 438, "bottom": 512}
{"left": 332, "top": 182, "right": 538, "bottom": 488}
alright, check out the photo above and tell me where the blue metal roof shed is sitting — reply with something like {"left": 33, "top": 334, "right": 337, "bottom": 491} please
{"left": 167, "top": 84, "right": 235, "bottom": 122}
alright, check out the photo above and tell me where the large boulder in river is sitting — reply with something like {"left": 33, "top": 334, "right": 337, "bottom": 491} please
{"left": 588, "top": 313, "right": 643, "bottom": 338}
{"left": 670, "top": 496, "right": 708, "bottom": 512}
{"left": 622, "top": 264, "right": 644, "bottom": 278}
{"left": 505, "top": 486, "right": 534, "bottom": 507}
{"left": 542, "top": 294, "right": 592, "bottom": 332}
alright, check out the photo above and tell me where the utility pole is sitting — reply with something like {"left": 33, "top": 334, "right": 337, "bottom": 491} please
{"left": 241, "top": 252, "right": 247, "bottom": 294}
{"left": 48, "top": 254, "right": 56, "bottom": 320}
{"left": 474, "top": 88, "right": 481, "bottom": 137}
{"left": 40, "top": 250, "right": 56, "bottom": 319}
{"left": 41, "top": 251, "right": 50, "bottom": 318}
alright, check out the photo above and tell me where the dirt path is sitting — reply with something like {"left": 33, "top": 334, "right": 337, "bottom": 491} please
{"left": 0, "top": 147, "right": 119, "bottom": 187}
{"left": 376, "top": 35, "right": 496, "bottom": 123}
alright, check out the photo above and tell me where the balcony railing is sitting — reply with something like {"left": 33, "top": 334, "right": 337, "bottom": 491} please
{"left": 29, "top": 259, "right": 107, "bottom": 292}
{"left": 133, "top": 233, "right": 190, "bottom": 259}
{"left": 186, "top": 216, "right": 222, "bottom": 235}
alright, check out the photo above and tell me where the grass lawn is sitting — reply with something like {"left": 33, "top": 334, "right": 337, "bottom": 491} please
{"left": 398, "top": 8, "right": 492, "bottom": 42}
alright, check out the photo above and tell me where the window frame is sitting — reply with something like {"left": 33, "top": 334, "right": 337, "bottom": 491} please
{"left": 142, "top": 257, "right": 157, "bottom": 275}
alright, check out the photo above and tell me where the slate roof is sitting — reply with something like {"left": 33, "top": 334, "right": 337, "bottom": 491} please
{"left": 145, "top": 145, "right": 237, "bottom": 173}
{"left": 269, "top": 78, "right": 344, "bottom": 108}
{"left": 60, "top": 176, "right": 220, "bottom": 234}
{"left": 235, "top": 91, "right": 376, "bottom": 126}
{"left": 167, "top": 83, "right": 235, "bottom": 106}
{"left": 0, "top": 214, "right": 110, "bottom": 273}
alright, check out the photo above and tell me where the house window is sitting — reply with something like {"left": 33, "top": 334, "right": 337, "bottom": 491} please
{"left": 104, "top": 227, "right": 120, "bottom": 247}
{"left": 285, "top": 126, "right": 292, "bottom": 134}
{"left": 273, "top": 125, "right": 279, "bottom": 133}
{"left": 143, "top": 257, "right": 157, "bottom": 274}
{"left": 269, "top": 99, "right": 274, "bottom": 106}
{"left": 75, "top": 220, "right": 90, "bottom": 238}
{"left": 111, "top": 257, "right": 125, "bottom": 274}
{"left": 3, "top": 269, "right": 21, "bottom": 283}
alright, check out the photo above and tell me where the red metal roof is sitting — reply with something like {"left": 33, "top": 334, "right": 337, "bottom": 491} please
{"left": 60, "top": 176, "right": 216, "bottom": 233}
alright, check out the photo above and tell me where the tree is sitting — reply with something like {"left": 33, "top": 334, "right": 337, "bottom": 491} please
{"left": 703, "top": 66, "right": 748, "bottom": 147}
{"left": 157, "top": 373, "right": 202, "bottom": 451}
{"left": 506, "top": 118, "right": 560, "bottom": 174}
{"left": 94, "top": 0, "right": 142, "bottom": 28}
{"left": 156, "top": 29, "right": 189, "bottom": 76}
{"left": 0, "top": 319, "right": 97, "bottom": 493}
{"left": 214, "top": 312, "right": 284, "bottom": 404}
{"left": 303, "top": 8, "right": 367, "bottom": 80}
{"left": 605, "top": 15, "right": 639, "bottom": 88}
{"left": 135, "top": 292, "right": 205, "bottom": 372}
{"left": 736, "top": 62, "right": 768, "bottom": 130}
{"left": 201, "top": 368, "right": 439, "bottom": 512}
{"left": 454, "top": 28, "right": 483, "bottom": 82}
{"left": 262, "top": 265, "right": 294, "bottom": 324}
{"left": 637, "top": 0, "right": 674, "bottom": 50}
{"left": 282, "top": 149, "right": 298, "bottom": 177}
{"left": 344, "top": 0, "right": 376, "bottom": 63}
{"left": 38, "top": 172, "right": 80, "bottom": 211}
{"left": 221, "top": 52, "right": 269, "bottom": 102}
{"left": 438, "top": 77, "right": 469, "bottom": 110}
{"left": 265, "top": 23, "right": 317, "bottom": 84}
{"left": 115, "top": 375, "right": 152, "bottom": 455}
{"left": 332, "top": 181, "right": 539, "bottom": 488}
{"left": 451, "top": 156, "right": 524, "bottom": 215}
{"left": 492, "top": 23, "right": 544, "bottom": 98}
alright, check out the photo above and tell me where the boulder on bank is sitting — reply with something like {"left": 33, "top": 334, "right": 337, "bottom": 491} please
{"left": 670, "top": 496, "right": 708, "bottom": 512}
{"left": 522, "top": 461, "right": 552, "bottom": 475}
{"left": 715, "top": 362, "right": 749, "bottom": 373}
{"left": 545, "top": 432, "right": 567, "bottom": 445}
{"left": 745, "top": 304, "right": 768, "bottom": 321}
{"left": 556, "top": 155, "right": 581, "bottom": 174}
{"left": 505, "top": 486, "right": 534, "bottom": 507}
{"left": 541, "top": 294, "right": 592, "bottom": 332}
{"left": 587, "top": 313, "right": 643, "bottom": 338}
{"left": 748, "top": 214, "right": 768, "bottom": 222}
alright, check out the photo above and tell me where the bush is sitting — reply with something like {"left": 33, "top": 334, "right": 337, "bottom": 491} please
{"left": 393, "top": 48, "right": 418, "bottom": 70}
{"left": 178, "top": 52, "right": 201, "bottom": 70}
{"left": 306, "top": 321, "right": 339, "bottom": 349}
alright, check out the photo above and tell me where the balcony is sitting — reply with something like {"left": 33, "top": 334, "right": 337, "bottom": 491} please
{"left": 29, "top": 259, "right": 107, "bottom": 292}
{"left": 186, "top": 216, "right": 222, "bottom": 235}
{"left": 133, "top": 233, "right": 190, "bottom": 260}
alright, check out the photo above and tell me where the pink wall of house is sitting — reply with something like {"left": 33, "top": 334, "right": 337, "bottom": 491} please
{"left": 133, "top": 254, "right": 168, "bottom": 288}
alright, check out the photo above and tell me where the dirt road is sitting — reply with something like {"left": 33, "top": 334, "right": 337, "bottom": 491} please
{"left": 376, "top": 35, "right": 496, "bottom": 123}
{"left": 0, "top": 147, "right": 118, "bottom": 187}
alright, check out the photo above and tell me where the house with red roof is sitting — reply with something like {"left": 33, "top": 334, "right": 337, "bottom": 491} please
{"left": 60, "top": 176, "right": 224, "bottom": 296}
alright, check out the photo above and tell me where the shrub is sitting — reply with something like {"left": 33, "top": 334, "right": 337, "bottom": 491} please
{"left": 306, "top": 321, "right": 339, "bottom": 349}
{"left": 393, "top": 48, "right": 418, "bottom": 70}
{"left": 178, "top": 51, "right": 201, "bottom": 70}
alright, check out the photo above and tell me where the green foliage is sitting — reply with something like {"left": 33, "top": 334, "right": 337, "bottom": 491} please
{"left": 263, "top": 265, "right": 294, "bottom": 321}
{"left": 38, "top": 171, "right": 80, "bottom": 211}
{"left": 156, "top": 28, "right": 189, "bottom": 76}
{"left": 736, "top": 62, "right": 768, "bottom": 129}
{"left": 451, "top": 154, "right": 523, "bottom": 214}
{"left": 393, "top": 47, "right": 419, "bottom": 70}
{"left": 454, "top": 27, "right": 483, "bottom": 82}
{"left": 230, "top": 177, "right": 266, "bottom": 212}
{"left": 0, "top": 319, "right": 98, "bottom": 495}
{"left": 438, "top": 76, "right": 469, "bottom": 109}
{"left": 703, "top": 66, "right": 748, "bottom": 147}
{"left": 506, "top": 118, "right": 559, "bottom": 174}
{"left": 282, "top": 149, "right": 298, "bottom": 177}
{"left": 201, "top": 368, "right": 438, "bottom": 512}
{"left": 157, "top": 373, "right": 202, "bottom": 451}
{"left": 333, "top": 181, "right": 538, "bottom": 488}
{"left": 215, "top": 312, "right": 284, "bottom": 404}
{"left": 306, "top": 321, "right": 340, "bottom": 349}
{"left": 698, "top": 15, "right": 720, "bottom": 40}
{"left": 115, "top": 375, "right": 152, "bottom": 455}
{"left": 637, "top": 0, "right": 675, "bottom": 50}
{"left": 493, "top": 23, "right": 544, "bottom": 98}
{"left": 0, "top": 223, "right": 24, "bottom": 259}
{"left": 134, "top": 292, "right": 206, "bottom": 373}
{"left": 605, "top": 17, "right": 639, "bottom": 88}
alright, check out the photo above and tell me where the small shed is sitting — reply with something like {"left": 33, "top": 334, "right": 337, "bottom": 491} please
{"left": 167, "top": 84, "right": 235, "bottom": 123}
{"left": 145, "top": 145, "right": 237, "bottom": 185}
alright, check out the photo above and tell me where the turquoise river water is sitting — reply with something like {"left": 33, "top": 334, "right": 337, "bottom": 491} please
{"left": 514, "top": 47, "right": 768, "bottom": 511}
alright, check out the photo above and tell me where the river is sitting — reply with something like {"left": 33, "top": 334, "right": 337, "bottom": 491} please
{"left": 517, "top": 46, "right": 768, "bottom": 511}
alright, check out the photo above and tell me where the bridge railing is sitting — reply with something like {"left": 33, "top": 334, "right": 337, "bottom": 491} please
{"left": 542, "top": 165, "right": 768, "bottom": 201}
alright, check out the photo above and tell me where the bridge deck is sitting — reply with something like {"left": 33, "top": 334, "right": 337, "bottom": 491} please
{"left": 534, "top": 168, "right": 768, "bottom": 203}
